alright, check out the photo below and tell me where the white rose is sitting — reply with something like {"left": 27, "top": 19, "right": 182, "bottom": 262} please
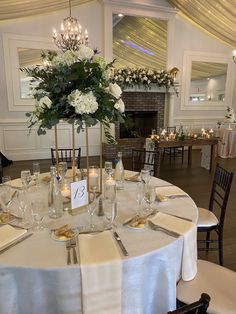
{"left": 78, "top": 45, "right": 94, "bottom": 60}
{"left": 38, "top": 96, "right": 52, "bottom": 108}
{"left": 68, "top": 90, "right": 98, "bottom": 114}
{"left": 114, "top": 98, "right": 125, "bottom": 113}
{"left": 108, "top": 83, "right": 122, "bottom": 99}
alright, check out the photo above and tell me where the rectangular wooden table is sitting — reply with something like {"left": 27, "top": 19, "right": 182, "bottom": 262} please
{"left": 156, "top": 138, "right": 218, "bottom": 172}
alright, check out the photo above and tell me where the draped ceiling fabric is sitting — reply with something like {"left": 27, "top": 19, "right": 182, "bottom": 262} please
{"left": 113, "top": 16, "right": 167, "bottom": 70}
{"left": 168, "top": 0, "right": 236, "bottom": 48}
{"left": 0, "top": 0, "right": 92, "bottom": 21}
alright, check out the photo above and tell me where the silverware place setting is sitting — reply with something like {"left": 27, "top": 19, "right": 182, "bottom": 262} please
{"left": 66, "top": 237, "right": 79, "bottom": 265}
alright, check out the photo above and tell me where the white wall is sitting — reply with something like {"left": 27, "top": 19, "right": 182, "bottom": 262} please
{"left": 0, "top": 0, "right": 103, "bottom": 160}
{"left": 0, "top": 0, "right": 235, "bottom": 160}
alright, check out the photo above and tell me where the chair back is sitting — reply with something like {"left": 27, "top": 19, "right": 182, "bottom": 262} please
{"left": 51, "top": 148, "right": 81, "bottom": 169}
{"left": 0, "top": 155, "right": 3, "bottom": 184}
{"left": 209, "top": 163, "right": 234, "bottom": 231}
{"left": 132, "top": 148, "right": 161, "bottom": 177}
{"left": 167, "top": 293, "right": 210, "bottom": 314}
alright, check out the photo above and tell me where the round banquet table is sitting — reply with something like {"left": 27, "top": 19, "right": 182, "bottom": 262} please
{"left": 0, "top": 171, "right": 198, "bottom": 314}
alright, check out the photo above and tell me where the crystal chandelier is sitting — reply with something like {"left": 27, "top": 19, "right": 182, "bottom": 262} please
{"left": 53, "top": 0, "right": 89, "bottom": 51}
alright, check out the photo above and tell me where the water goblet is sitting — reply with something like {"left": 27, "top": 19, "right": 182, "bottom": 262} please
{"left": 87, "top": 191, "right": 97, "bottom": 230}
{"left": 140, "top": 169, "right": 151, "bottom": 185}
{"left": 17, "top": 190, "right": 32, "bottom": 228}
{"left": 104, "top": 161, "right": 113, "bottom": 178}
{"left": 31, "top": 200, "right": 44, "bottom": 231}
{"left": 0, "top": 185, "right": 12, "bottom": 212}
{"left": 58, "top": 162, "right": 67, "bottom": 181}
{"left": 21, "top": 170, "right": 31, "bottom": 190}
{"left": 103, "top": 199, "right": 117, "bottom": 229}
{"left": 32, "top": 162, "right": 40, "bottom": 185}
{"left": 135, "top": 182, "right": 144, "bottom": 215}
{"left": 142, "top": 184, "right": 156, "bottom": 214}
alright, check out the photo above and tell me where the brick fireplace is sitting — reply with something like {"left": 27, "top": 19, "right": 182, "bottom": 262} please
{"left": 102, "top": 91, "right": 165, "bottom": 159}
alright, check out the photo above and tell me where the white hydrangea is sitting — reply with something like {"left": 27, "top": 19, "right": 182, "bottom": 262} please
{"left": 114, "top": 98, "right": 125, "bottom": 113}
{"left": 51, "top": 50, "right": 80, "bottom": 67}
{"left": 77, "top": 44, "right": 94, "bottom": 60}
{"left": 108, "top": 83, "right": 122, "bottom": 99}
{"left": 68, "top": 90, "right": 98, "bottom": 115}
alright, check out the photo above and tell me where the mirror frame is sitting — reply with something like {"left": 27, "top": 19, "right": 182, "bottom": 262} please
{"left": 3, "top": 33, "right": 56, "bottom": 112}
{"left": 181, "top": 50, "right": 235, "bottom": 111}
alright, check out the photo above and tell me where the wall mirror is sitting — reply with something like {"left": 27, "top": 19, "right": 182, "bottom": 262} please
{"left": 18, "top": 48, "right": 47, "bottom": 99}
{"left": 3, "top": 34, "right": 56, "bottom": 111}
{"left": 181, "top": 51, "right": 234, "bottom": 110}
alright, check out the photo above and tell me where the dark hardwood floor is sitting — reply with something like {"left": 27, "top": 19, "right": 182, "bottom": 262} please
{"left": 2, "top": 150, "right": 236, "bottom": 270}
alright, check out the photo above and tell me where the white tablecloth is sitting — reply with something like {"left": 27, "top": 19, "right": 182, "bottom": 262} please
{"left": 218, "top": 128, "right": 236, "bottom": 158}
{"left": 0, "top": 172, "right": 198, "bottom": 314}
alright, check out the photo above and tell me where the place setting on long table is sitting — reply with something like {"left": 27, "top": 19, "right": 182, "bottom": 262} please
{"left": 0, "top": 160, "right": 198, "bottom": 314}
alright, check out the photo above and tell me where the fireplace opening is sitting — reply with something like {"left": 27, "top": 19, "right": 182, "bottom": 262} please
{"left": 120, "top": 111, "right": 157, "bottom": 138}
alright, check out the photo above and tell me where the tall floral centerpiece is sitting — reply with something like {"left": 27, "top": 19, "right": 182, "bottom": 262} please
{"left": 23, "top": 45, "right": 125, "bottom": 187}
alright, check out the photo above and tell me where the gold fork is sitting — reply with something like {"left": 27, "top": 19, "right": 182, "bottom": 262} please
{"left": 69, "top": 238, "right": 78, "bottom": 264}
{"left": 66, "top": 241, "right": 71, "bottom": 265}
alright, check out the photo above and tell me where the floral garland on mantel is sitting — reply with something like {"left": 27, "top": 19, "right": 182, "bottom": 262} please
{"left": 112, "top": 67, "right": 179, "bottom": 96}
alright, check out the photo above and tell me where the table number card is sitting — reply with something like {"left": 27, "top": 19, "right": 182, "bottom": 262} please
{"left": 71, "top": 180, "right": 88, "bottom": 209}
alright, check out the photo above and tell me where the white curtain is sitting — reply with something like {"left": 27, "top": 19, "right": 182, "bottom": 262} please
{"left": 0, "top": 0, "right": 92, "bottom": 21}
{"left": 168, "top": 0, "right": 236, "bottom": 47}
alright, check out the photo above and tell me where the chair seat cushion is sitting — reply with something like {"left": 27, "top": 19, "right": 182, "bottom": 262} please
{"left": 197, "top": 207, "right": 219, "bottom": 227}
{"left": 177, "top": 260, "right": 236, "bottom": 314}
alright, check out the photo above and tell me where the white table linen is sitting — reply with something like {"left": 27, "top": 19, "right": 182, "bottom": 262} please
{"left": 0, "top": 173, "right": 198, "bottom": 314}
{"left": 79, "top": 231, "right": 122, "bottom": 314}
{"left": 0, "top": 225, "right": 27, "bottom": 249}
{"left": 150, "top": 212, "right": 197, "bottom": 281}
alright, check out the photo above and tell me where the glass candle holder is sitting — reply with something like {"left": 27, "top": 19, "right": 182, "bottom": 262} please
{"left": 89, "top": 166, "right": 99, "bottom": 191}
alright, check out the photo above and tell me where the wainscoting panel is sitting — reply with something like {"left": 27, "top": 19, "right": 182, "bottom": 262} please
{"left": 0, "top": 120, "right": 101, "bottom": 161}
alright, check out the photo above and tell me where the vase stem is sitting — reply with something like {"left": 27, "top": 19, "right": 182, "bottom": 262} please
{"left": 100, "top": 123, "right": 103, "bottom": 194}
{"left": 54, "top": 125, "right": 59, "bottom": 176}
{"left": 85, "top": 126, "right": 90, "bottom": 195}
{"left": 72, "top": 122, "right": 75, "bottom": 182}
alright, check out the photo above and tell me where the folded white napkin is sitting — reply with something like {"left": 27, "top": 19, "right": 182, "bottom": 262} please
{"left": 0, "top": 225, "right": 27, "bottom": 249}
{"left": 150, "top": 212, "right": 197, "bottom": 281}
{"left": 155, "top": 186, "right": 188, "bottom": 197}
{"left": 79, "top": 230, "right": 122, "bottom": 314}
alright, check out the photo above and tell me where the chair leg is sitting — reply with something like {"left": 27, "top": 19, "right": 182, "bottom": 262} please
{"left": 206, "top": 232, "right": 210, "bottom": 250}
{"left": 219, "top": 234, "right": 224, "bottom": 266}
{"left": 181, "top": 147, "right": 184, "bottom": 165}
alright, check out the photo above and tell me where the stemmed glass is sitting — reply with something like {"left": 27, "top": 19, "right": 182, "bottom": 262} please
{"left": 135, "top": 182, "right": 144, "bottom": 215}
{"left": 103, "top": 199, "right": 117, "bottom": 229}
{"left": 31, "top": 200, "right": 44, "bottom": 231}
{"left": 142, "top": 184, "right": 156, "bottom": 214}
{"left": 58, "top": 162, "right": 67, "bottom": 182}
{"left": 104, "top": 161, "right": 113, "bottom": 178}
{"left": 17, "top": 190, "right": 32, "bottom": 228}
{"left": 32, "top": 163, "right": 40, "bottom": 186}
{"left": 21, "top": 170, "right": 31, "bottom": 190}
{"left": 140, "top": 169, "right": 151, "bottom": 185}
{"left": 87, "top": 191, "right": 97, "bottom": 230}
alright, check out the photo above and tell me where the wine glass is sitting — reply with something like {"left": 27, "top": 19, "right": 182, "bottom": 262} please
{"left": 0, "top": 185, "right": 12, "bottom": 212}
{"left": 103, "top": 199, "right": 117, "bottom": 229}
{"left": 142, "top": 184, "right": 156, "bottom": 214}
{"left": 58, "top": 162, "right": 67, "bottom": 181}
{"left": 32, "top": 163, "right": 40, "bottom": 185}
{"left": 140, "top": 169, "right": 151, "bottom": 185}
{"left": 135, "top": 182, "right": 144, "bottom": 215}
{"left": 87, "top": 192, "right": 97, "bottom": 230}
{"left": 31, "top": 200, "right": 44, "bottom": 231}
{"left": 17, "top": 190, "right": 32, "bottom": 228}
{"left": 21, "top": 170, "right": 31, "bottom": 190}
{"left": 104, "top": 161, "right": 113, "bottom": 178}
